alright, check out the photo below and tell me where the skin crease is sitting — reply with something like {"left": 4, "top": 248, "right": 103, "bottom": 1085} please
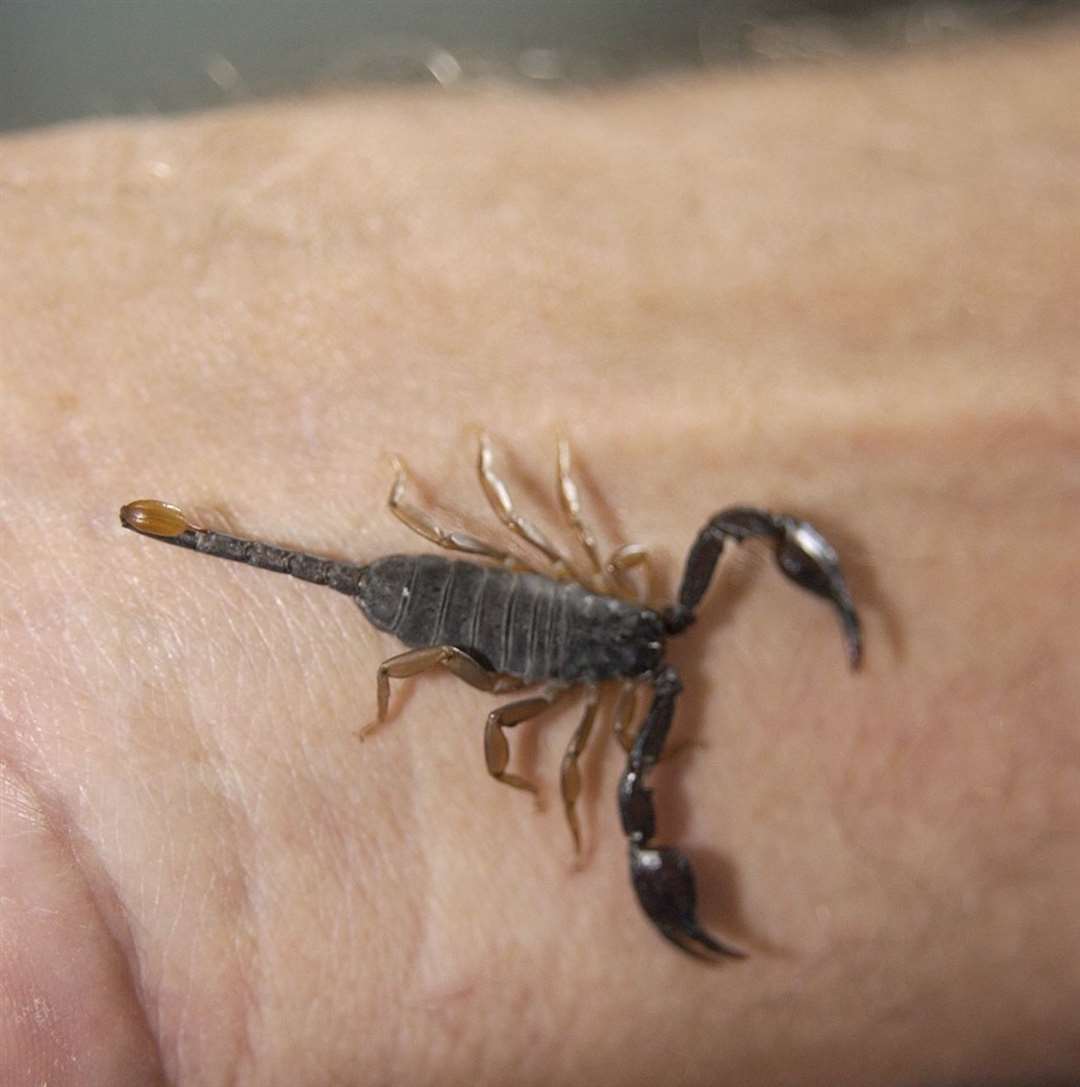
{"left": 2, "top": 26, "right": 1080, "bottom": 1087}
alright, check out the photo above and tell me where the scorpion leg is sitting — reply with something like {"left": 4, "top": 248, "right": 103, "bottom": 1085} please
{"left": 484, "top": 684, "right": 567, "bottom": 796}
{"left": 555, "top": 439, "right": 652, "bottom": 600}
{"left": 387, "top": 457, "right": 539, "bottom": 572}
{"left": 619, "top": 666, "right": 746, "bottom": 960}
{"left": 606, "top": 543, "right": 651, "bottom": 601}
{"left": 360, "top": 645, "right": 523, "bottom": 739}
{"left": 665, "top": 506, "right": 862, "bottom": 668}
{"left": 613, "top": 680, "right": 696, "bottom": 761}
{"left": 611, "top": 680, "right": 640, "bottom": 754}
{"left": 477, "top": 434, "right": 583, "bottom": 581}
{"left": 558, "top": 684, "right": 601, "bottom": 852}
{"left": 555, "top": 438, "right": 608, "bottom": 589}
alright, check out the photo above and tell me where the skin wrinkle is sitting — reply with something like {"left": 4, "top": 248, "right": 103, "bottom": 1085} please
{"left": 201, "top": 725, "right": 261, "bottom": 1087}
{"left": 109, "top": 561, "right": 269, "bottom": 1084}
{"left": 173, "top": 566, "right": 375, "bottom": 1084}
{"left": 1, "top": 526, "right": 169, "bottom": 1081}
{"left": 0, "top": 770, "right": 61, "bottom": 1080}
{"left": 0, "top": 755, "right": 167, "bottom": 1084}
{"left": 172, "top": 662, "right": 271, "bottom": 1084}
{"left": 279, "top": 735, "right": 344, "bottom": 1037}
{"left": 385, "top": 685, "right": 438, "bottom": 1086}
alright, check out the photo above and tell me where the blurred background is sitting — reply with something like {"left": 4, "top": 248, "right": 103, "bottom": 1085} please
{"left": 1, "top": 0, "right": 1077, "bottom": 131}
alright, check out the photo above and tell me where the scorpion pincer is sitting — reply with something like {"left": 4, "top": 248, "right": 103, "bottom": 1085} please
{"left": 120, "top": 435, "right": 861, "bottom": 960}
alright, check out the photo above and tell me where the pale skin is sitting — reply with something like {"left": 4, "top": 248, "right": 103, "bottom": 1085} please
{"left": 2, "top": 26, "right": 1080, "bottom": 1087}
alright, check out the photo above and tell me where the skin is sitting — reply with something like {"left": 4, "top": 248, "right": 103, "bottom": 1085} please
{"left": 2, "top": 25, "right": 1080, "bottom": 1087}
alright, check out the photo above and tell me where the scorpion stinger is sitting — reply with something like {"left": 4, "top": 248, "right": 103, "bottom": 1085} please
{"left": 619, "top": 667, "right": 746, "bottom": 959}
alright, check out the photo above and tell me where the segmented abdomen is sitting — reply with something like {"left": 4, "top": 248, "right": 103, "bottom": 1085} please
{"left": 356, "top": 554, "right": 643, "bottom": 685}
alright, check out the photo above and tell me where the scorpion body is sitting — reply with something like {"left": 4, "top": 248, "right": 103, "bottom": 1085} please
{"left": 359, "top": 554, "right": 665, "bottom": 685}
{"left": 120, "top": 435, "right": 861, "bottom": 960}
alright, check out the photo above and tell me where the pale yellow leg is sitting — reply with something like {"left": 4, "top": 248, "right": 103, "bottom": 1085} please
{"left": 611, "top": 680, "right": 640, "bottom": 753}
{"left": 484, "top": 684, "right": 566, "bottom": 796}
{"left": 606, "top": 542, "right": 652, "bottom": 601}
{"left": 360, "top": 644, "right": 523, "bottom": 739}
{"left": 559, "top": 684, "right": 601, "bottom": 853}
{"left": 555, "top": 438, "right": 608, "bottom": 589}
{"left": 609, "top": 679, "right": 697, "bottom": 761}
{"left": 387, "top": 457, "right": 536, "bottom": 571}
{"left": 477, "top": 434, "right": 582, "bottom": 580}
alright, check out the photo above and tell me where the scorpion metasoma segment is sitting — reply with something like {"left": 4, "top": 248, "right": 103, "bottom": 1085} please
{"left": 120, "top": 435, "right": 862, "bottom": 960}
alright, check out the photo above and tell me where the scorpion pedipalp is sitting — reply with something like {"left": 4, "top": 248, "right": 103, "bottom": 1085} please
{"left": 629, "top": 843, "right": 746, "bottom": 960}
{"left": 666, "top": 506, "right": 862, "bottom": 669}
{"left": 618, "top": 666, "right": 746, "bottom": 961}
{"left": 774, "top": 516, "right": 862, "bottom": 668}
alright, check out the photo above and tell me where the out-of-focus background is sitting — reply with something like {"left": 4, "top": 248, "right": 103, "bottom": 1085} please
{"left": 1, "top": 0, "right": 1077, "bottom": 131}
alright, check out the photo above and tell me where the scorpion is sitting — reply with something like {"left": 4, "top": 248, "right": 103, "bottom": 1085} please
{"left": 119, "top": 434, "right": 861, "bottom": 959}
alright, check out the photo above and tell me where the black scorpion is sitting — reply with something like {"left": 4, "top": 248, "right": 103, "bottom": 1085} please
{"left": 120, "top": 435, "right": 861, "bottom": 959}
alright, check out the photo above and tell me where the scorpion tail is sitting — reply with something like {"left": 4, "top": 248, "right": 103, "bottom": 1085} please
{"left": 620, "top": 666, "right": 745, "bottom": 961}
{"left": 629, "top": 842, "right": 746, "bottom": 960}
{"left": 120, "top": 499, "right": 367, "bottom": 596}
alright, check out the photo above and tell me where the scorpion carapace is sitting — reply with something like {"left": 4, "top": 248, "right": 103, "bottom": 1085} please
{"left": 119, "top": 435, "right": 861, "bottom": 960}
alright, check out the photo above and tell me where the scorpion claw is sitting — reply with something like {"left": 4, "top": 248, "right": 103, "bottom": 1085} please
{"left": 775, "top": 518, "right": 862, "bottom": 669}
{"left": 629, "top": 843, "right": 746, "bottom": 961}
